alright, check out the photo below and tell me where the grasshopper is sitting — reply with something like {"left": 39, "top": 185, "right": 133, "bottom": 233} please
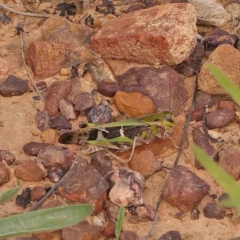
{"left": 59, "top": 111, "right": 174, "bottom": 157}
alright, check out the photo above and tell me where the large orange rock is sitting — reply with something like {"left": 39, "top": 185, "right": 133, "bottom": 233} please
{"left": 113, "top": 91, "right": 155, "bottom": 117}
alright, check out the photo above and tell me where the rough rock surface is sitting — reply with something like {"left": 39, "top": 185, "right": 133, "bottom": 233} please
{"left": 113, "top": 91, "right": 155, "bottom": 117}
{"left": 117, "top": 66, "right": 188, "bottom": 114}
{"left": 199, "top": 45, "right": 240, "bottom": 95}
{"left": 162, "top": 165, "right": 210, "bottom": 211}
{"left": 203, "top": 203, "right": 225, "bottom": 220}
{"left": 23, "top": 142, "right": 49, "bottom": 156}
{"left": 26, "top": 40, "right": 67, "bottom": 79}
{"left": 0, "top": 162, "right": 9, "bottom": 185}
{"left": 58, "top": 157, "right": 109, "bottom": 213}
{"left": 91, "top": 3, "right": 197, "bottom": 65}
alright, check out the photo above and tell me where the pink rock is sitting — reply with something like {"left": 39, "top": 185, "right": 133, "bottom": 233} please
{"left": 91, "top": 3, "right": 197, "bottom": 65}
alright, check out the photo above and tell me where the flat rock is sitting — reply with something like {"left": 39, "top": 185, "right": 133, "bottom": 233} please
{"left": 162, "top": 165, "right": 210, "bottom": 212}
{"left": 62, "top": 221, "right": 102, "bottom": 240}
{"left": 91, "top": 3, "right": 197, "bottom": 65}
{"left": 113, "top": 91, "right": 155, "bottom": 117}
{"left": 219, "top": 147, "right": 240, "bottom": 180}
{"left": 97, "top": 82, "right": 119, "bottom": 97}
{"left": 199, "top": 45, "right": 240, "bottom": 95}
{"left": 129, "top": 150, "right": 162, "bottom": 178}
{"left": 15, "top": 159, "right": 47, "bottom": 181}
{"left": 74, "top": 92, "right": 95, "bottom": 112}
{"left": 45, "top": 81, "right": 72, "bottom": 116}
{"left": 0, "top": 75, "right": 29, "bottom": 97}
{"left": 50, "top": 115, "right": 72, "bottom": 130}
{"left": 37, "top": 146, "right": 75, "bottom": 171}
{"left": 205, "top": 110, "right": 235, "bottom": 129}
{"left": 191, "top": 0, "right": 231, "bottom": 27}
{"left": 117, "top": 66, "right": 188, "bottom": 114}
{"left": 26, "top": 40, "right": 67, "bottom": 79}
{"left": 58, "top": 157, "right": 109, "bottom": 213}
{"left": 59, "top": 99, "right": 77, "bottom": 120}
{"left": 30, "top": 186, "right": 46, "bottom": 201}
{"left": 0, "top": 162, "right": 9, "bottom": 185}
{"left": 203, "top": 203, "right": 225, "bottom": 219}
{"left": 23, "top": 142, "right": 49, "bottom": 156}
{"left": 105, "top": 169, "right": 146, "bottom": 207}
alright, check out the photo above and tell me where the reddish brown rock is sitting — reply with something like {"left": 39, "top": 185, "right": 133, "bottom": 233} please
{"left": 136, "top": 205, "right": 155, "bottom": 221}
{"left": 191, "top": 108, "right": 204, "bottom": 122}
{"left": 113, "top": 91, "right": 155, "bottom": 117}
{"left": 15, "top": 159, "right": 47, "bottom": 181}
{"left": 97, "top": 82, "right": 119, "bottom": 97}
{"left": 90, "top": 151, "right": 112, "bottom": 176}
{"left": 0, "top": 162, "right": 9, "bottom": 185}
{"left": 203, "top": 203, "right": 225, "bottom": 219}
{"left": 87, "top": 104, "right": 113, "bottom": 124}
{"left": 193, "top": 127, "right": 218, "bottom": 169}
{"left": 58, "top": 157, "right": 109, "bottom": 213}
{"left": 0, "top": 75, "right": 29, "bottom": 97}
{"left": 0, "top": 150, "right": 15, "bottom": 165}
{"left": 74, "top": 92, "right": 95, "bottom": 112}
{"left": 217, "top": 100, "right": 235, "bottom": 111}
{"left": 31, "top": 186, "right": 46, "bottom": 201}
{"left": 62, "top": 221, "right": 102, "bottom": 240}
{"left": 37, "top": 146, "right": 75, "bottom": 171}
{"left": 120, "top": 231, "right": 140, "bottom": 240}
{"left": 195, "top": 91, "right": 214, "bottom": 110}
{"left": 117, "top": 66, "right": 188, "bottom": 115}
{"left": 23, "top": 142, "right": 49, "bottom": 156}
{"left": 26, "top": 40, "right": 67, "bottom": 79}
{"left": 103, "top": 221, "right": 116, "bottom": 238}
{"left": 129, "top": 150, "right": 161, "bottom": 178}
{"left": 162, "top": 165, "right": 210, "bottom": 211}
{"left": 50, "top": 115, "right": 72, "bottom": 130}
{"left": 105, "top": 169, "right": 146, "bottom": 206}
{"left": 159, "top": 231, "right": 182, "bottom": 240}
{"left": 205, "top": 110, "right": 235, "bottom": 129}
{"left": 45, "top": 81, "right": 72, "bottom": 117}
{"left": 91, "top": 4, "right": 197, "bottom": 65}
{"left": 219, "top": 147, "right": 240, "bottom": 180}
{"left": 59, "top": 99, "right": 77, "bottom": 120}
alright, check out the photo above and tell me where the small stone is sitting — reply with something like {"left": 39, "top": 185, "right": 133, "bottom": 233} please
{"left": 26, "top": 40, "right": 67, "bottom": 79}
{"left": 45, "top": 81, "right": 72, "bottom": 117}
{"left": 60, "top": 68, "right": 71, "bottom": 76}
{"left": 219, "top": 147, "right": 240, "bottom": 180}
{"left": 105, "top": 200, "right": 120, "bottom": 221}
{"left": 120, "top": 231, "right": 140, "bottom": 240}
{"left": 66, "top": 77, "right": 82, "bottom": 104}
{"left": 31, "top": 186, "right": 46, "bottom": 201}
{"left": 193, "top": 127, "right": 218, "bottom": 170}
{"left": 217, "top": 100, "right": 235, "bottom": 111}
{"left": 36, "top": 110, "right": 51, "bottom": 131}
{"left": 15, "top": 159, "right": 47, "bottom": 181}
{"left": 87, "top": 104, "right": 112, "bottom": 124}
{"left": 0, "top": 162, "right": 9, "bottom": 185}
{"left": 48, "top": 168, "right": 64, "bottom": 183}
{"left": 90, "top": 151, "right": 112, "bottom": 176}
{"left": 136, "top": 205, "right": 155, "bottom": 221}
{"left": 113, "top": 91, "right": 155, "bottom": 117}
{"left": 16, "top": 188, "right": 31, "bottom": 208}
{"left": 159, "top": 231, "right": 182, "bottom": 240}
{"left": 36, "top": 81, "right": 47, "bottom": 92}
{"left": 74, "top": 92, "right": 95, "bottom": 112}
{"left": 191, "top": 108, "right": 204, "bottom": 122}
{"left": 0, "top": 150, "right": 15, "bottom": 165}
{"left": 59, "top": 99, "right": 77, "bottom": 120}
{"left": 91, "top": 4, "right": 197, "bottom": 65}
{"left": 205, "top": 110, "right": 235, "bottom": 129}
{"left": 203, "top": 203, "right": 225, "bottom": 219}
{"left": 50, "top": 115, "right": 72, "bottom": 130}
{"left": 0, "top": 75, "right": 29, "bottom": 97}
{"left": 37, "top": 146, "right": 75, "bottom": 171}
{"left": 219, "top": 192, "right": 229, "bottom": 202}
{"left": 41, "top": 129, "right": 58, "bottom": 144}
{"left": 58, "top": 157, "right": 109, "bottom": 213}
{"left": 191, "top": 208, "right": 200, "bottom": 220}
{"left": 103, "top": 221, "right": 116, "bottom": 238}
{"left": 97, "top": 82, "right": 119, "bottom": 97}
{"left": 23, "top": 142, "right": 49, "bottom": 156}
{"left": 162, "top": 165, "right": 210, "bottom": 211}
{"left": 129, "top": 150, "right": 161, "bottom": 178}
{"left": 106, "top": 169, "right": 146, "bottom": 206}
{"left": 195, "top": 91, "right": 214, "bottom": 109}
{"left": 62, "top": 221, "right": 102, "bottom": 240}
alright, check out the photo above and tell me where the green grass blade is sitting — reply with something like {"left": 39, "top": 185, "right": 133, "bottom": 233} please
{"left": 115, "top": 206, "right": 125, "bottom": 240}
{"left": 86, "top": 136, "right": 134, "bottom": 145}
{"left": 0, "top": 181, "right": 21, "bottom": 205}
{"left": 192, "top": 143, "right": 240, "bottom": 210}
{"left": 0, "top": 204, "right": 93, "bottom": 239}
{"left": 207, "top": 63, "right": 240, "bottom": 105}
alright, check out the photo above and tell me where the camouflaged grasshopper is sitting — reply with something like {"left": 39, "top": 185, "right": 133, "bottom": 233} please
{"left": 59, "top": 111, "right": 174, "bottom": 157}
